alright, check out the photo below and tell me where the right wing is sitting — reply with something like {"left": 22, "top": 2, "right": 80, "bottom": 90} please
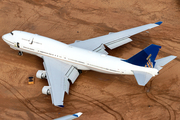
{"left": 70, "top": 21, "right": 162, "bottom": 54}
{"left": 43, "top": 56, "right": 79, "bottom": 107}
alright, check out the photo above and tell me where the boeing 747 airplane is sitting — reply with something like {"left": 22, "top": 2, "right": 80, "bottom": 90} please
{"left": 2, "top": 21, "right": 176, "bottom": 107}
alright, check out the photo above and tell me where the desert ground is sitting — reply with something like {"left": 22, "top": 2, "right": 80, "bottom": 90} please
{"left": 0, "top": 0, "right": 180, "bottom": 120}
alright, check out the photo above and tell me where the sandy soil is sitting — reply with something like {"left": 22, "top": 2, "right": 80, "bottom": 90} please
{"left": 0, "top": 0, "right": 180, "bottom": 119}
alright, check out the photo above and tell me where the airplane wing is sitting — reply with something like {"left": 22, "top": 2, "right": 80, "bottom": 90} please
{"left": 54, "top": 112, "right": 83, "bottom": 120}
{"left": 70, "top": 21, "right": 162, "bottom": 54}
{"left": 43, "top": 56, "right": 79, "bottom": 107}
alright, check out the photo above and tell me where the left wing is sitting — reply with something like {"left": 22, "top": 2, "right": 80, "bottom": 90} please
{"left": 43, "top": 56, "right": 79, "bottom": 107}
{"left": 70, "top": 21, "right": 162, "bottom": 54}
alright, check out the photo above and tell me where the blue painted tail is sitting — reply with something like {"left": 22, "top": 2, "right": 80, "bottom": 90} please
{"left": 125, "top": 44, "right": 161, "bottom": 68}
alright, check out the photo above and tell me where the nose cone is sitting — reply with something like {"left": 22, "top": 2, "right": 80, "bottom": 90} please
{"left": 2, "top": 34, "right": 6, "bottom": 41}
{"left": 2, "top": 33, "right": 10, "bottom": 41}
{"left": 2, "top": 33, "right": 14, "bottom": 45}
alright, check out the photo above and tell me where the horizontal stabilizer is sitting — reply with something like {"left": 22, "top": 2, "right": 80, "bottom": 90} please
{"left": 133, "top": 71, "right": 153, "bottom": 86}
{"left": 154, "top": 55, "right": 177, "bottom": 71}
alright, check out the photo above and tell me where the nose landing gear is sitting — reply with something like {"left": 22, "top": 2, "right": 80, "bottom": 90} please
{"left": 18, "top": 51, "right": 23, "bottom": 56}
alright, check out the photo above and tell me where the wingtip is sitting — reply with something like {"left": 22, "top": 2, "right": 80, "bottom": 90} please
{"left": 155, "top": 21, "right": 163, "bottom": 25}
{"left": 171, "top": 55, "right": 177, "bottom": 59}
{"left": 73, "top": 112, "right": 83, "bottom": 117}
{"left": 57, "top": 105, "right": 64, "bottom": 108}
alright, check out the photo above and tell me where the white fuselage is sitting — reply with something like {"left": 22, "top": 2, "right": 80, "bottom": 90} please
{"left": 2, "top": 31, "right": 158, "bottom": 76}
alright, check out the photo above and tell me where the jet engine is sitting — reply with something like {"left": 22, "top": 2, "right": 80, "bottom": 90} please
{"left": 36, "top": 70, "right": 47, "bottom": 79}
{"left": 42, "top": 86, "right": 51, "bottom": 95}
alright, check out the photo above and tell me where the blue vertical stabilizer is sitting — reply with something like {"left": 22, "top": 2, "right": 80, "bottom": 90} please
{"left": 125, "top": 44, "right": 161, "bottom": 67}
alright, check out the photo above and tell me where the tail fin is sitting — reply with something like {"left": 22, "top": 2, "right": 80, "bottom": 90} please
{"left": 125, "top": 44, "right": 161, "bottom": 68}
{"left": 125, "top": 44, "right": 176, "bottom": 86}
{"left": 132, "top": 55, "right": 176, "bottom": 86}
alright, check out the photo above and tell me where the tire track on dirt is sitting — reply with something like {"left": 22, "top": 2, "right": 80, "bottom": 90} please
{"left": 145, "top": 78, "right": 176, "bottom": 120}
{"left": 145, "top": 59, "right": 178, "bottom": 120}
{"left": 158, "top": 95, "right": 180, "bottom": 102}
{"left": 0, "top": 79, "right": 53, "bottom": 120}
{"left": 70, "top": 89, "right": 124, "bottom": 120}
{"left": 146, "top": 92, "right": 176, "bottom": 120}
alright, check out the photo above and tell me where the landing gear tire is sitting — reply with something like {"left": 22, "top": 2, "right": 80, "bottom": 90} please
{"left": 18, "top": 51, "right": 23, "bottom": 56}
{"left": 78, "top": 70, "right": 82, "bottom": 74}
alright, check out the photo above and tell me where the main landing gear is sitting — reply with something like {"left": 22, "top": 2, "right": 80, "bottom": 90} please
{"left": 18, "top": 51, "right": 23, "bottom": 56}
{"left": 78, "top": 70, "right": 82, "bottom": 74}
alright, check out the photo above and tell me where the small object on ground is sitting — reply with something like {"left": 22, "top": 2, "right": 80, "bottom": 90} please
{"left": 28, "top": 76, "right": 35, "bottom": 84}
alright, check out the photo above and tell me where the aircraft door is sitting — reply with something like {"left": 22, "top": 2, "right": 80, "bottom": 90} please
{"left": 17, "top": 42, "right": 20, "bottom": 48}
{"left": 14, "top": 41, "right": 21, "bottom": 48}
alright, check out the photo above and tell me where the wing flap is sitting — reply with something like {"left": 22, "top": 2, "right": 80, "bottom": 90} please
{"left": 93, "top": 44, "right": 108, "bottom": 55}
{"left": 66, "top": 66, "right": 79, "bottom": 84}
{"left": 64, "top": 78, "right": 70, "bottom": 94}
{"left": 105, "top": 37, "right": 132, "bottom": 49}
{"left": 132, "top": 70, "right": 153, "bottom": 86}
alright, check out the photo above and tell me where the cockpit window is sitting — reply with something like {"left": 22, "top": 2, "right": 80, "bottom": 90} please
{"left": 10, "top": 32, "right": 13, "bottom": 35}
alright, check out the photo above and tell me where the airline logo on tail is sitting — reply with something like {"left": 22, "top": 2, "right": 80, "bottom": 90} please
{"left": 145, "top": 54, "right": 153, "bottom": 68}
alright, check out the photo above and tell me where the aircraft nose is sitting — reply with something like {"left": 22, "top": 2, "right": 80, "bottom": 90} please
{"left": 2, "top": 33, "right": 10, "bottom": 41}
{"left": 2, "top": 34, "right": 6, "bottom": 41}
{"left": 2, "top": 33, "right": 13, "bottom": 44}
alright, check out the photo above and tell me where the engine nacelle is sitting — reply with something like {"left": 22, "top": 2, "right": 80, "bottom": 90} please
{"left": 42, "top": 86, "right": 51, "bottom": 95}
{"left": 36, "top": 70, "right": 47, "bottom": 79}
